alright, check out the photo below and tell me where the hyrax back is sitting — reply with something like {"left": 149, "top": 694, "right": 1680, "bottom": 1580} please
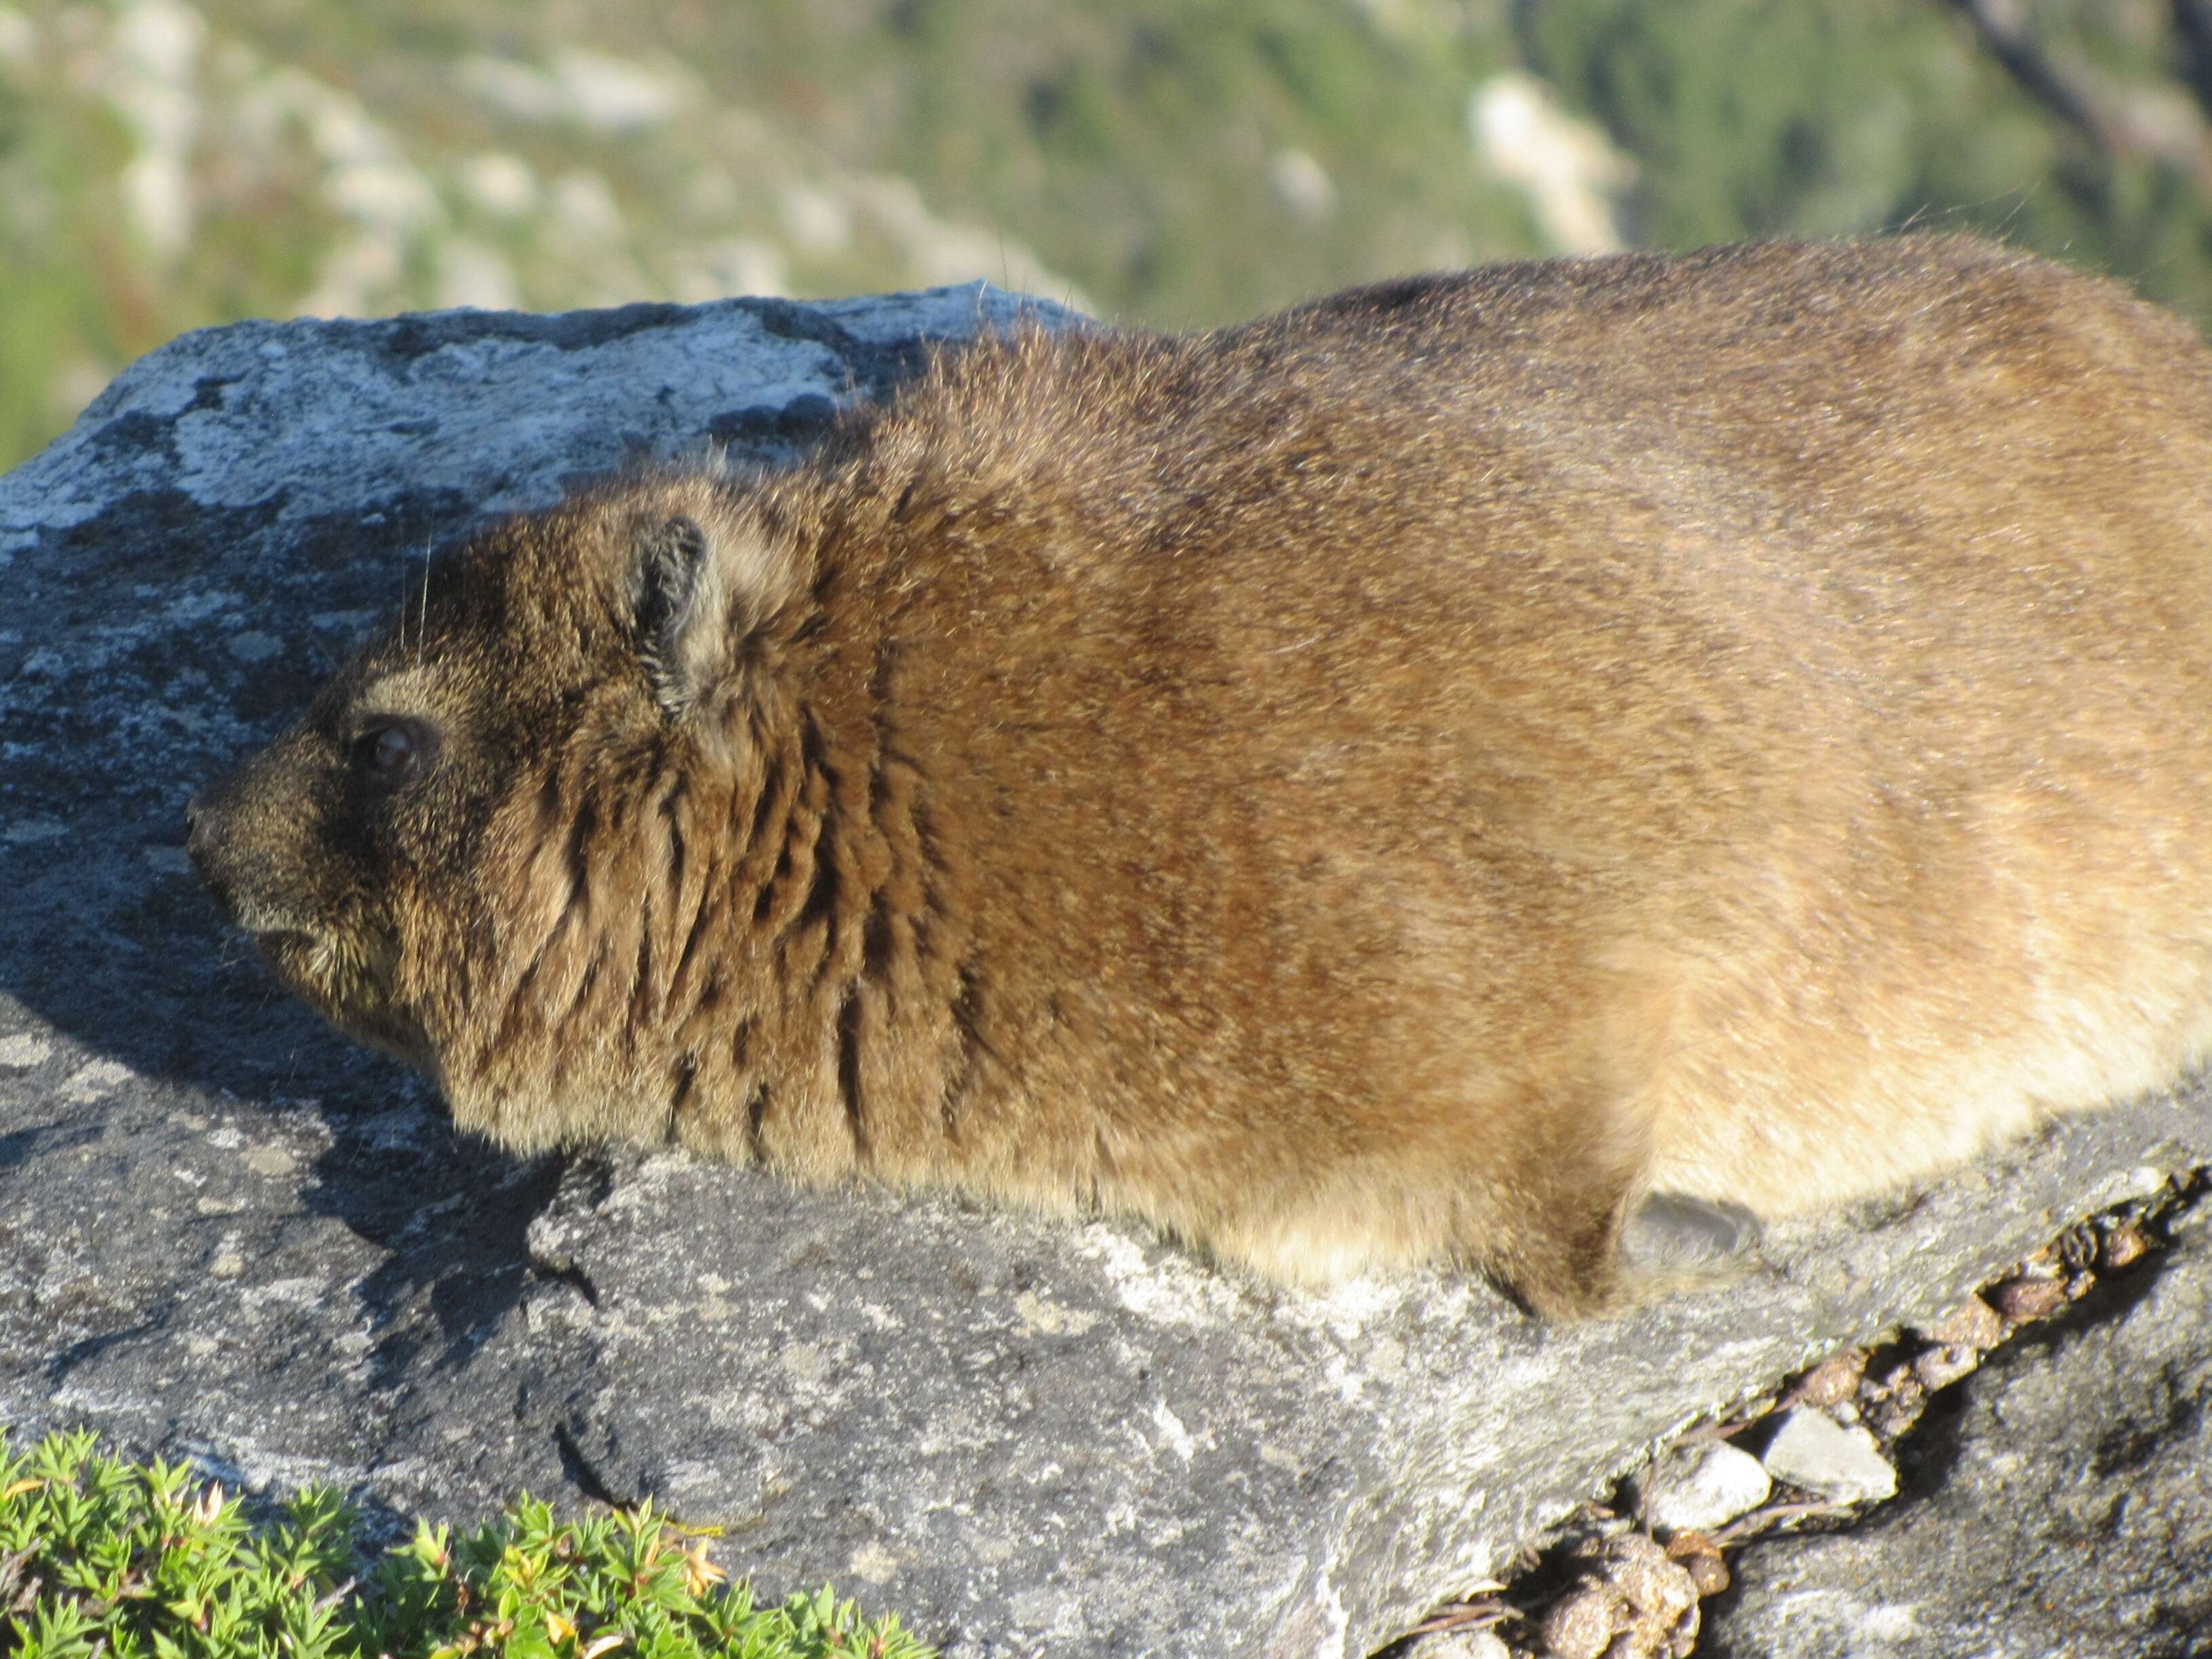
{"left": 189, "top": 235, "right": 2212, "bottom": 1318}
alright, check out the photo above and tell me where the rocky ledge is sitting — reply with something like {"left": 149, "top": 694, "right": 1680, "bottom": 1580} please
{"left": 0, "top": 288, "right": 2206, "bottom": 1659}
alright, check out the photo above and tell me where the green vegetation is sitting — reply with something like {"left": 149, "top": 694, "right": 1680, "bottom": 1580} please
{"left": 0, "top": 1428, "right": 928, "bottom": 1659}
{"left": 2, "top": 0, "right": 2210, "bottom": 470}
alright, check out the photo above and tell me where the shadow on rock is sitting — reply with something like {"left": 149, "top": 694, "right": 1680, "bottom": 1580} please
{"left": 0, "top": 482, "right": 565, "bottom": 1398}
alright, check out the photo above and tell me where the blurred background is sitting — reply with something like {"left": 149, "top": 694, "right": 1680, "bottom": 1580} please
{"left": 5, "top": 0, "right": 2211, "bottom": 471}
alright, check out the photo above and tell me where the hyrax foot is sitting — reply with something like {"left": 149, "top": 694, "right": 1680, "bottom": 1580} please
{"left": 1499, "top": 1192, "right": 1765, "bottom": 1319}
{"left": 1620, "top": 1190, "right": 1765, "bottom": 1282}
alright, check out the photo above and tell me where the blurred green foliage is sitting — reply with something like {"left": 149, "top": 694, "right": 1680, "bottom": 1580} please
{"left": 1, "top": 0, "right": 2209, "bottom": 470}
{"left": 1521, "top": 0, "right": 2212, "bottom": 311}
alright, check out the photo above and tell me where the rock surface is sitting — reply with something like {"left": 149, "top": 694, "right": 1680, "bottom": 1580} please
{"left": 0, "top": 288, "right": 2209, "bottom": 1659}
{"left": 1703, "top": 1203, "right": 2212, "bottom": 1659}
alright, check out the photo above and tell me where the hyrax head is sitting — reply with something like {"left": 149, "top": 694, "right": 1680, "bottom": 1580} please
{"left": 187, "top": 472, "right": 803, "bottom": 1124}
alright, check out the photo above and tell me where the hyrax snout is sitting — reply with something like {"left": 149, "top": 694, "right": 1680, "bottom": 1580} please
{"left": 191, "top": 235, "right": 2212, "bottom": 1317}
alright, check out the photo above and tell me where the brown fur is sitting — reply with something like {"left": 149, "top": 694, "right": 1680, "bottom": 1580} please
{"left": 189, "top": 235, "right": 2212, "bottom": 1317}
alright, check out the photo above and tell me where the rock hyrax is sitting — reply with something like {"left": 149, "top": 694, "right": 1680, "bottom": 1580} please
{"left": 189, "top": 235, "right": 2212, "bottom": 1317}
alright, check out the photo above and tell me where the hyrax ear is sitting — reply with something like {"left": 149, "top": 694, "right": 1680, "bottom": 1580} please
{"left": 626, "top": 501, "right": 795, "bottom": 716}
{"left": 630, "top": 514, "right": 721, "bottom": 714}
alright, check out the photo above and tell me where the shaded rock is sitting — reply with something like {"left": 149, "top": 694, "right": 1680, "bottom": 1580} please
{"left": 1704, "top": 1206, "right": 2212, "bottom": 1659}
{"left": 1759, "top": 1409, "right": 1899, "bottom": 1506}
{"left": 0, "top": 288, "right": 2209, "bottom": 1658}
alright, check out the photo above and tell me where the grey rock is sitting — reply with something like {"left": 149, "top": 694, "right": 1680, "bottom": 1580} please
{"left": 0, "top": 288, "right": 2209, "bottom": 1659}
{"left": 1642, "top": 1440, "right": 1772, "bottom": 1535}
{"left": 1704, "top": 1208, "right": 2212, "bottom": 1659}
{"left": 1758, "top": 1409, "right": 1899, "bottom": 1506}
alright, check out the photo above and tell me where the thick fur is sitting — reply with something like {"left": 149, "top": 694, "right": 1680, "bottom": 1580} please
{"left": 189, "top": 235, "right": 2212, "bottom": 1317}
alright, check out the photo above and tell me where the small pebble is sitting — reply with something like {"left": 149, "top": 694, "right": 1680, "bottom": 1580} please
{"left": 1913, "top": 1342, "right": 1980, "bottom": 1392}
{"left": 1542, "top": 1584, "right": 1618, "bottom": 1659}
{"left": 1608, "top": 1533, "right": 1697, "bottom": 1624}
{"left": 1643, "top": 1440, "right": 1771, "bottom": 1533}
{"left": 1873, "top": 1360, "right": 1920, "bottom": 1398}
{"left": 2057, "top": 1225, "right": 2099, "bottom": 1275}
{"left": 1664, "top": 1536, "right": 1730, "bottom": 1597}
{"left": 1759, "top": 1407, "right": 1899, "bottom": 1504}
{"left": 1865, "top": 1385, "right": 1926, "bottom": 1441}
{"left": 1690, "top": 1563, "right": 1729, "bottom": 1598}
{"left": 1922, "top": 1292, "right": 2005, "bottom": 1350}
{"left": 2101, "top": 1219, "right": 2150, "bottom": 1270}
{"left": 1992, "top": 1274, "right": 2069, "bottom": 1323}
{"left": 1790, "top": 1350, "right": 1865, "bottom": 1407}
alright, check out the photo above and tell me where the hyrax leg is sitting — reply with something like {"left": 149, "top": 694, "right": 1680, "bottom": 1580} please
{"left": 1461, "top": 1076, "right": 1767, "bottom": 1318}
{"left": 1462, "top": 1104, "right": 1650, "bottom": 1319}
{"left": 1487, "top": 1187, "right": 1765, "bottom": 1319}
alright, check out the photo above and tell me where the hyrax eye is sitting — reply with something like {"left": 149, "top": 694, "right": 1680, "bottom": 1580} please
{"left": 352, "top": 719, "right": 437, "bottom": 784}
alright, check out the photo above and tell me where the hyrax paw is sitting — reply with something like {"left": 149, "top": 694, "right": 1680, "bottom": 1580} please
{"left": 1620, "top": 1190, "right": 1765, "bottom": 1279}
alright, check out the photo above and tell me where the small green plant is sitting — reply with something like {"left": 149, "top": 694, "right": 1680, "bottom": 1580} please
{"left": 0, "top": 1428, "right": 930, "bottom": 1659}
